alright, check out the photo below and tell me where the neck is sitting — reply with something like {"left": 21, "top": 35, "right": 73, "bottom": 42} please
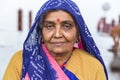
{"left": 50, "top": 51, "right": 72, "bottom": 66}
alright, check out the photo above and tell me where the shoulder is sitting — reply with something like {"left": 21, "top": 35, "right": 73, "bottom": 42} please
{"left": 72, "top": 49, "right": 104, "bottom": 72}
{"left": 11, "top": 50, "right": 23, "bottom": 61}
{"left": 9, "top": 50, "right": 23, "bottom": 66}
{"left": 74, "top": 49, "right": 101, "bottom": 65}
{"left": 3, "top": 50, "right": 23, "bottom": 80}
{"left": 68, "top": 49, "right": 106, "bottom": 79}
{"left": 10, "top": 50, "right": 23, "bottom": 70}
{"left": 6, "top": 50, "right": 23, "bottom": 66}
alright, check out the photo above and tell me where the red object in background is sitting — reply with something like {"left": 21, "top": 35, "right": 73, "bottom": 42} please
{"left": 111, "top": 19, "right": 115, "bottom": 27}
{"left": 18, "top": 9, "right": 22, "bottom": 31}
{"left": 97, "top": 17, "right": 107, "bottom": 33}
{"left": 97, "top": 19, "right": 102, "bottom": 32}
{"left": 29, "top": 11, "right": 32, "bottom": 29}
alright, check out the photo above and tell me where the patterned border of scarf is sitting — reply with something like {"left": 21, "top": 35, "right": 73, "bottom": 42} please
{"left": 22, "top": 0, "right": 108, "bottom": 80}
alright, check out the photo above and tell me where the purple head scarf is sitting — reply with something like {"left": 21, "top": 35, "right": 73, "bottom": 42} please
{"left": 22, "top": 0, "right": 108, "bottom": 80}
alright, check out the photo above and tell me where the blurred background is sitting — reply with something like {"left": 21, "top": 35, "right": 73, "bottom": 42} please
{"left": 0, "top": 0, "right": 120, "bottom": 79}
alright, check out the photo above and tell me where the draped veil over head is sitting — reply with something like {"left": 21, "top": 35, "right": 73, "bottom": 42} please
{"left": 22, "top": 0, "right": 108, "bottom": 80}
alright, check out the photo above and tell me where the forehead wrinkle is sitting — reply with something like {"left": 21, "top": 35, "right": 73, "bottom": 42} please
{"left": 44, "top": 10, "right": 74, "bottom": 21}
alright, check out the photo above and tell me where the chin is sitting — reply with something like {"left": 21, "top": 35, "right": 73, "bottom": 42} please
{"left": 50, "top": 48, "right": 67, "bottom": 54}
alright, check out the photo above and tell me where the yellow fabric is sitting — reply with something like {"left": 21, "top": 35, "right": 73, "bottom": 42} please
{"left": 3, "top": 50, "right": 22, "bottom": 80}
{"left": 66, "top": 49, "right": 106, "bottom": 80}
{"left": 3, "top": 49, "right": 106, "bottom": 80}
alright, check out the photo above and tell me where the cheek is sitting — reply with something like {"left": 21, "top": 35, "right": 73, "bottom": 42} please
{"left": 64, "top": 27, "right": 78, "bottom": 42}
{"left": 63, "top": 31, "right": 77, "bottom": 42}
{"left": 42, "top": 29, "right": 53, "bottom": 42}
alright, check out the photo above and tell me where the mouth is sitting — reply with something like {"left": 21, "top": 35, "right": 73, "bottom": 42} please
{"left": 51, "top": 42, "right": 65, "bottom": 46}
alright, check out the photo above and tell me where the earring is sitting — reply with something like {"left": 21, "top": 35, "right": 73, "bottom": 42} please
{"left": 42, "top": 39, "right": 44, "bottom": 43}
{"left": 76, "top": 40, "right": 79, "bottom": 43}
{"left": 40, "top": 37, "right": 44, "bottom": 43}
{"left": 76, "top": 36, "right": 81, "bottom": 43}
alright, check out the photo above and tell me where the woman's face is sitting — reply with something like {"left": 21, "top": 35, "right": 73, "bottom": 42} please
{"left": 42, "top": 10, "right": 77, "bottom": 55}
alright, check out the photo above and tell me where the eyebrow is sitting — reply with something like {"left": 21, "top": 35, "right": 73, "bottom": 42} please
{"left": 44, "top": 21, "right": 55, "bottom": 24}
{"left": 61, "top": 20, "right": 75, "bottom": 24}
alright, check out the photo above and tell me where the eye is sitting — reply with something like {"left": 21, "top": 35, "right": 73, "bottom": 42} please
{"left": 44, "top": 23, "right": 54, "bottom": 30}
{"left": 62, "top": 23, "right": 73, "bottom": 30}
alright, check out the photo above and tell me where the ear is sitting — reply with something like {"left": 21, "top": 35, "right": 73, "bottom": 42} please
{"left": 77, "top": 29, "right": 80, "bottom": 42}
{"left": 40, "top": 29, "right": 44, "bottom": 43}
{"left": 40, "top": 36, "right": 44, "bottom": 43}
{"left": 76, "top": 36, "right": 80, "bottom": 43}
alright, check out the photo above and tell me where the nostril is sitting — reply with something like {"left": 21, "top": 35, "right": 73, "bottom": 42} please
{"left": 54, "top": 30, "right": 63, "bottom": 38}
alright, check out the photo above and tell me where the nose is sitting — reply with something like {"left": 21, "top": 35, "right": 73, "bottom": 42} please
{"left": 54, "top": 27, "right": 63, "bottom": 38}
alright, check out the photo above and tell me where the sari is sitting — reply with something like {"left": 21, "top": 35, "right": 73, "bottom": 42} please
{"left": 22, "top": 0, "right": 108, "bottom": 80}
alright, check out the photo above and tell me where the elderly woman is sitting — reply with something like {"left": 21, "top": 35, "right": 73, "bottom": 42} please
{"left": 3, "top": 0, "right": 108, "bottom": 80}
